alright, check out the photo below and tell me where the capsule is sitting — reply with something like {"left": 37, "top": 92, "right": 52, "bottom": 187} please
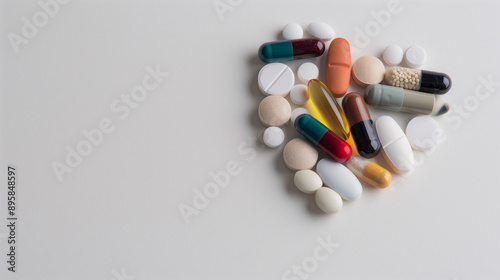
{"left": 294, "top": 114, "right": 352, "bottom": 163}
{"left": 365, "top": 84, "right": 450, "bottom": 116}
{"left": 385, "top": 66, "right": 452, "bottom": 94}
{"left": 346, "top": 156, "right": 391, "bottom": 189}
{"left": 258, "top": 38, "right": 325, "bottom": 63}
{"left": 342, "top": 92, "right": 381, "bottom": 158}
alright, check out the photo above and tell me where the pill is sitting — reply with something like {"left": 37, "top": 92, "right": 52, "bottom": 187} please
{"left": 405, "top": 116, "right": 443, "bottom": 151}
{"left": 258, "top": 38, "right": 326, "bottom": 63}
{"left": 316, "top": 158, "right": 362, "bottom": 201}
{"left": 346, "top": 155, "right": 391, "bottom": 189}
{"left": 404, "top": 46, "right": 426, "bottom": 68}
{"left": 263, "top": 126, "right": 285, "bottom": 148}
{"left": 364, "top": 84, "right": 450, "bottom": 116}
{"left": 385, "top": 66, "right": 452, "bottom": 94}
{"left": 282, "top": 23, "right": 303, "bottom": 40}
{"left": 382, "top": 45, "right": 404, "bottom": 66}
{"left": 315, "top": 187, "right": 343, "bottom": 213}
{"left": 351, "top": 56, "right": 385, "bottom": 87}
{"left": 376, "top": 116, "right": 415, "bottom": 174}
{"left": 258, "top": 63, "right": 295, "bottom": 96}
{"left": 294, "top": 114, "right": 352, "bottom": 163}
{"left": 297, "top": 62, "right": 319, "bottom": 84}
{"left": 258, "top": 96, "right": 291, "bottom": 127}
{"left": 307, "top": 22, "right": 335, "bottom": 40}
{"left": 283, "top": 138, "right": 319, "bottom": 171}
{"left": 294, "top": 170, "right": 323, "bottom": 194}
{"left": 326, "top": 38, "right": 351, "bottom": 98}
{"left": 290, "top": 107, "right": 310, "bottom": 124}
{"left": 307, "top": 79, "right": 351, "bottom": 141}
{"left": 290, "top": 84, "right": 309, "bottom": 105}
{"left": 342, "top": 92, "right": 381, "bottom": 158}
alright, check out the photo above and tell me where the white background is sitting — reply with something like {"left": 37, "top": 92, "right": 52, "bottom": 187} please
{"left": 1, "top": 0, "right": 500, "bottom": 279}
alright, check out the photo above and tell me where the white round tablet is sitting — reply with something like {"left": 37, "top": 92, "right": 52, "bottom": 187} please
{"left": 282, "top": 23, "right": 303, "bottom": 40}
{"left": 297, "top": 62, "right": 319, "bottom": 84}
{"left": 405, "top": 116, "right": 443, "bottom": 151}
{"left": 290, "top": 107, "right": 309, "bottom": 124}
{"left": 404, "top": 46, "right": 426, "bottom": 68}
{"left": 307, "top": 22, "right": 335, "bottom": 40}
{"left": 258, "top": 63, "right": 295, "bottom": 96}
{"left": 382, "top": 45, "right": 404, "bottom": 66}
{"left": 290, "top": 84, "right": 309, "bottom": 105}
{"left": 263, "top": 126, "right": 285, "bottom": 148}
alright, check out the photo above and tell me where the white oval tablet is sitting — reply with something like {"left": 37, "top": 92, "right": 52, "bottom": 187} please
{"left": 376, "top": 116, "right": 415, "bottom": 174}
{"left": 404, "top": 46, "right": 426, "bottom": 68}
{"left": 282, "top": 23, "right": 303, "bottom": 40}
{"left": 294, "top": 170, "right": 322, "bottom": 194}
{"left": 316, "top": 158, "right": 362, "bottom": 201}
{"left": 307, "top": 22, "right": 335, "bottom": 40}
{"left": 315, "top": 187, "right": 343, "bottom": 213}
{"left": 263, "top": 126, "right": 285, "bottom": 148}
{"left": 405, "top": 116, "right": 443, "bottom": 151}
{"left": 290, "top": 107, "right": 309, "bottom": 124}
{"left": 258, "top": 63, "right": 295, "bottom": 96}
{"left": 382, "top": 45, "right": 404, "bottom": 66}
{"left": 290, "top": 84, "right": 309, "bottom": 105}
{"left": 297, "top": 62, "right": 319, "bottom": 84}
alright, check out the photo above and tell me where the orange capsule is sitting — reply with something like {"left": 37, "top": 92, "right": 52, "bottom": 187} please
{"left": 326, "top": 38, "right": 351, "bottom": 98}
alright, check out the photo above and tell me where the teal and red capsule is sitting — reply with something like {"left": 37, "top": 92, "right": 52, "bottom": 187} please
{"left": 258, "top": 38, "right": 325, "bottom": 63}
{"left": 294, "top": 114, "right": 352, "bottom": 163}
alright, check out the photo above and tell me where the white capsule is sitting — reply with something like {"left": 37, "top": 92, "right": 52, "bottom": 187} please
{"left": 376, "top": 116, "right": 415, "bottom": 174}
{"left": 315, "top": 187, "right": 343, "bottom": 213}
{"left": 316, "top": 158, "right": 362, "bottom": 201}
{"left": 294, "top": 170, "right": 322, "bottom": 194}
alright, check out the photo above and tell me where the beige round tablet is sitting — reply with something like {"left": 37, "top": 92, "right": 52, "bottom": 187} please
{"left": 258, "top": 96, "right": 291, "bottom": 127}
{"left": 283, "top": 138, "right": 318, "bottom": 171}
{"left": 352, "top": 56, "right": 386, "bottom": 87}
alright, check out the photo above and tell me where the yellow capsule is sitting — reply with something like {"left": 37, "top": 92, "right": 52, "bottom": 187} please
{"left": 346, "top": 156, "right": 392, "bottom": 189}
{"left": 305, "top": 79, "right": 358, "bottom": 155}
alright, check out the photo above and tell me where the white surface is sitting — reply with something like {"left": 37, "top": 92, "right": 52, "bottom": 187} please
{"left": 307, "top": 22, "right": 335, "bottom": 40}
{"left": 382, "top": 44, "right": 404, "bottom": 66}
{"left": 257, "top": 63, "right": 294, "bottom": 96}
{"left": 282, "top": 23, "right": 303, "bottom": 40}
{"left": 1, "top": 1, "right": 500, "bottom": 280}
{"left": 376, "top": 116, "right": 415, "bottom": 173}
{"left": 405, "top": 116, "right": 442, "bottom": 151}
{"left": 294, "top": 170, "right": 323, "bottom": 194}
{"left": 316, "top": 158, "right": 363, "bottom": 201}
{"left": 404, "top": 45, "right": 426, "bottom": 68}
{"left": 289, "top": 84, "right": 309, "bottom": 105}
{"left": 315, "top": 187, "right": 343, "bottom": 214}
{"left": 297, "top": 62, "right": 319, "bottom": 84}
{"left": 263, "top": 126, "right": 285, "bottom": 148}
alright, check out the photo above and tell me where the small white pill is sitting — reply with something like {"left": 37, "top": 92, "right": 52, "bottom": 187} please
{"left": 258, "top": 63, "right": 295, "bottom": 96}
{"left": 307, "top": 22, "right": 335, "bottom": 40}
{"left": 290, "top": 107, "right": 310, "bottom": 124}
{"left": 263, "top": 126, "right": 285, "bottom": 148}
{"left": 315, "top": 187, "right": 343, "bottom": 214}
{"left": 297, "top": 62, "right": 319, "bottom": 84}
{"left": 290, "top": 84, "right": 309, "bottom": 105}
{"left": 282, "top": 23, "right": 303, "bottom": 40}
{"left": 382, "top": 45, "right": 404, "bottom": 66}
{"left": 404, "top": 46, "right": 426, "bottom": 68}
{"left": 294, "top": 170, "right": 322, "bottom": 194}
{"left": 405, "top": 116, "right": 443, "bottom": 151}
